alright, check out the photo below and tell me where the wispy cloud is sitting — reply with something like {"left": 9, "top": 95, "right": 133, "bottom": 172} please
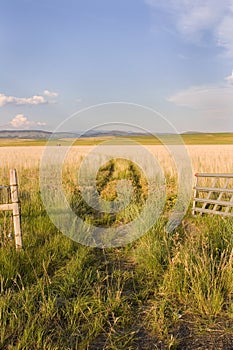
{"left": 225, "top": 71, "right": 233, "bottom": 84}
{"left": 43, "top": 90, "right": 58, "bottom": 97}
{"left": 168, "top": 73, "right": 233, "bottom": 118}
{"left": 0, "top": 90, "right": 59, "bottom": 107}
{"left": 10, "top": 114, "right": 47, "bottom": 129}
{"left": 168, "top": 86, "right": 233, "bottom": 110}
{"left": 145, "top": 0, "right": 233, "bottom": 56}
{"left": 216, "top": 14, "right": 233, "bottom": 57}
{"left": 0, "top": 93, "right": 47, "bottom": 107}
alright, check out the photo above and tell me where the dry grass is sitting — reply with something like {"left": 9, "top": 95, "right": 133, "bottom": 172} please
{"left": 0, "top": 145, "right": 232, "bottom": 174}
{"left": 0, "top": 144, "right": 233, "bottom": 349}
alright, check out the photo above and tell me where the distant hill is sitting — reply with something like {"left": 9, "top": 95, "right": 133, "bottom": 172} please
{"left": 181, "top": 131, "right": 204, "bottom": 134}
{"left": 0, "top": 130, "right": 80, "bottom": 139}
{"left": 0, "top": 129, "right": 150, "bottom": 139}
{"left": 0, "top": 130, "right": 52, "bottom": 139}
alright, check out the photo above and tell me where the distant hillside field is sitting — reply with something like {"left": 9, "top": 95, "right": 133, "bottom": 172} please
{"left": 0, "top": 132, "right": 232, "bottom": 146}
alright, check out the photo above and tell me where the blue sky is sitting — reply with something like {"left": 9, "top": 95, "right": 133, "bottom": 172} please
{"left": 0, "top": 0, "right": 233, "bottom": 132}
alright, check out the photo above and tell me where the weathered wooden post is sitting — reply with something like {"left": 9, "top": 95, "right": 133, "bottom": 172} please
{"left": 10, "top": 169, "right": 22, "bottom": 250}
{"left": 192, "top": 173, "right": 198, "bottom": 215}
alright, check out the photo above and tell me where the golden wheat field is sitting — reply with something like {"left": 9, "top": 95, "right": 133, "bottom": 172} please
{"left": 0, "top": 145, "right": 232, "bottom": 174}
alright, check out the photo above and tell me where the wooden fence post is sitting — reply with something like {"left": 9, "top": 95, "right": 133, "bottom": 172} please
{"left": 10, "top": 169, "right": 22, "bottom": 250}
{"left": 192, "top": 173, "right": 198, "bottom": 215}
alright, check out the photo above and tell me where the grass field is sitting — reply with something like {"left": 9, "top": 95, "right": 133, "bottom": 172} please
{"left": 0, "top": 144, "right": 233, "bottom": 349}
{"left": 0, "top": 132, "right": 233, "bottom": 147}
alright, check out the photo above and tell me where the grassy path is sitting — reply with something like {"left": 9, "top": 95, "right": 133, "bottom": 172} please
{"left": 0, "top": 161, "right": 233, "bottom": 349}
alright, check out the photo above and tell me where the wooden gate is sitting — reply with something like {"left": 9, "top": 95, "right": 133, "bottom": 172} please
{"left": 192, "top": 173, "right": 233, "bottom": 217}
{"left": 0, "top": 169, "right": 22, "bottom": 250}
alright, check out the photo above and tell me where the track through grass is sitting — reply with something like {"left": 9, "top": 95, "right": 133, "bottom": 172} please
{"left": 0, "top": 160, "right": 233, "bottom": 349}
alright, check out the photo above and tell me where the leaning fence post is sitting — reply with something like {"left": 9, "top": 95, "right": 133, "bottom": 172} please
{"left": 10, "top": 169, "right": 22, "bottom": 250}
{"left": 192, "top": 173, "right": 198, "bottom": 216}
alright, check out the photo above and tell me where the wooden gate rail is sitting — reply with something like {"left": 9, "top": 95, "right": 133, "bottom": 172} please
{"left": 192, "top": 173, "right": 233, "bottom": 217}
{"left": 0, "top": 169, "right": 22, "bottom": 250}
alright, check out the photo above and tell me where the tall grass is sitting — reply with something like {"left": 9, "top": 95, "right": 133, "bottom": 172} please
{"left": 0, "top": 145, "right": 233, "bottom": 349}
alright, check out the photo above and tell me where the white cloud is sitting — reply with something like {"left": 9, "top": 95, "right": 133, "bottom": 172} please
{"left": 10, "top": 114, "right": 47, "bottom": 129}
{"left": 0, "top": 93, "right": 47, "bottom": 107}
{"left": 145, "top": 0, "right": 233, "bottom": 56}
{"left": 43, "top": 90, "right": 58, "bottom": 97}
{"left": 168, "top": 74, "right": 233, "bottom": 122}
{"left": 217, "top": 15, "right": 233, "bottom": 57}
{"left": 168, "top": 85, "right": 233, "bottom": 110}
{"left": 225, "top": 71, "right": 233, "bottom": 84}
{"left": 10, "top": 115, "right": 30, "bottom": 128}
{"left": 36, "top": 121, "right": 47, "bottom": 126}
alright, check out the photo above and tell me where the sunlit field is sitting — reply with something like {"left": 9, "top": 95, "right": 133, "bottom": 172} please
{"left": 0, "top": 144, "right": 233, "bottom": 174}
{"left": 0, "top": 144, "right": 233, "bottom": 349}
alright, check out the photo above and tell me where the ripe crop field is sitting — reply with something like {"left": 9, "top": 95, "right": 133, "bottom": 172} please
{"left": 0, "top": 132, "right": 233, "bottom": 147}
{"left": 0, "top": 144, "right": 233, "bottom": 349}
